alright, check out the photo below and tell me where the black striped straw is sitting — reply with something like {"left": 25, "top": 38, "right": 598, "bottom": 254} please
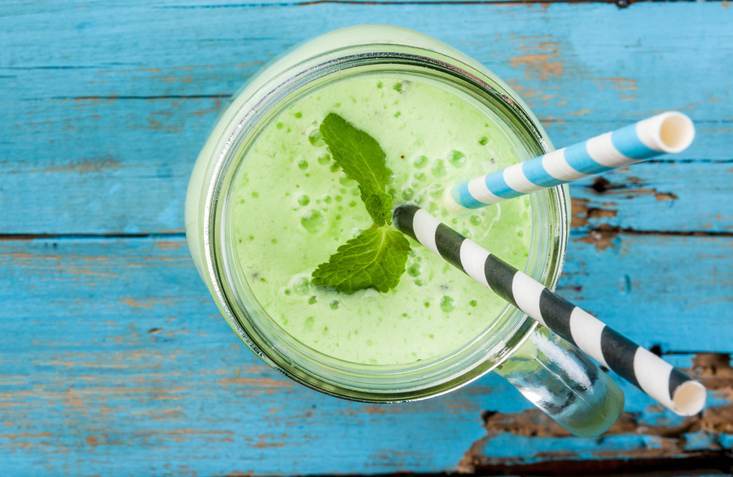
{"left": 393, "top": 204, "right": 706, "bottom": 416}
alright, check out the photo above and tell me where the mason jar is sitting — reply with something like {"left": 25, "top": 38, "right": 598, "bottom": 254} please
{"left": 186, "top": 25, "right": 623, "bottom": 436}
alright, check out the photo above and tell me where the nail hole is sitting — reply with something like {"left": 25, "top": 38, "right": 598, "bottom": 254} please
{"left": 591, "top": 177, "right": 612, "bottom": 193}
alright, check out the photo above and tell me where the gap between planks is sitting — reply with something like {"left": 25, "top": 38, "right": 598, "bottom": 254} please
{"left": 0, "top": 232, "right": 185, "bottom": 241}
{"left": 1, "top": 227, "right": 732, "bottom": 242}
{"left": 158, "top": 0, "right": 726, "bottom": 9}
{"left": 212, "top": 452, "right": 732, "bottom": 476}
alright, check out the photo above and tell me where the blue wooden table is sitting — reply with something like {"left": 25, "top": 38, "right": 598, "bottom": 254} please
{"left": 2, "top": 2, "right": 732, "bottom": 475}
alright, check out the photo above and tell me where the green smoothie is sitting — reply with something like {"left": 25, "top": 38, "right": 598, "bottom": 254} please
{"left": 228, "top": 72, "right": 532, "bottom": 365}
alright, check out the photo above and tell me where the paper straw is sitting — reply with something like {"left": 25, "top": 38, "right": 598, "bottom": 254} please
{"left": 393, "top": 204, "right": 706, "bottom": 416}
{"left": 448, "top": 111, "right": 695, "bottom": 210}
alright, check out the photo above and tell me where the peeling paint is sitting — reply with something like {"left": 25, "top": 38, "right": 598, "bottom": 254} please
{"left": 596, "top": 77, "right": 639, "bottom": 101}
{"left": 43, "top": 156, "right": 121, "bottom": 174}
{"left": 509, "top": 38, "right": 564, "bottom": 81}
{"left": 155, "top": 241, "right": 184, "bottom": 250}
{"left": 217, "top": 377, "right": 293, "bottom": 389}
{"left": 576, "top": 224, "right": 620, "bottom": 251}
{"left": 571, "top": 198, "right": 618, "bottom": 227}
{"left": 459, "top": 354, "right": 733, "bottom": 472}
{"left": 588, "top": 176, "right": 678, "bottom": 202}
{"left": 511, "top": 53, "right": 564, "bottom": 80}
{"left": 121, "top": 297, "right": 156, "bottom": 309}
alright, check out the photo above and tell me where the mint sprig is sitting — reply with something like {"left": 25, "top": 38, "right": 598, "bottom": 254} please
{"left": 311, "top": 113, "right": 410, "bottom": 294}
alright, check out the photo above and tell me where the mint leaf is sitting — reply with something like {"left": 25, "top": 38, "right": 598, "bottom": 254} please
{"left": 312, "top": 225, "right": 410, "bottom": 294}
{"left": 320, "top": 113, "right": 393, "bottom": 225}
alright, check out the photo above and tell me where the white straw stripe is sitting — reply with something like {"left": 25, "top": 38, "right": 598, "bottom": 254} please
{"left": 502, "top": 163, "right": 537, "bottom": 194}
{"left": 636, "top": 112, "right": 696, "bottom": 154}
{"left": 586, "top": 132, "right": 633, "bottom": 168}
{"left": 511, "top": 271, "right": 545, "bottom": 326}
{"left": 413, "top": 209, "right": 440, "bottom": 254}
{"left": 467, "top": 175, "right": 501, "bottom": 205}
{"left": 633, "top": 347, "right": 674, "bottom": 409}
{"left": 569, "top": 308, "right": 609, "bottom": 368}
{"left": 635, "top": 118, "right": 660, "bottom": 152}
{"left": 541, "top": 149, "right": 585, "bottom": 181}
{"left": 459, "top": 240, "right": 490, "bottom": 288}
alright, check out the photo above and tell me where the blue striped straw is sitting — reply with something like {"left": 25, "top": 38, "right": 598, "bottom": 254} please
{"left": 449, "top": 111, "right": 695, "bottom": 210}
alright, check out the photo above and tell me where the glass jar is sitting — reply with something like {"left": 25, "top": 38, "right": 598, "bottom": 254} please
{"left": 186, "top": 25, "right": 623, "bottom": 436}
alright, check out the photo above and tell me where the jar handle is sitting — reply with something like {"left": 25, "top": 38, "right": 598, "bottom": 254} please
{"left": 495, "top": 324, "right": 624, "bottom": 437}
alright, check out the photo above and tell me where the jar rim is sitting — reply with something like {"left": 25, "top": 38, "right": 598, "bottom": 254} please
{"left": 200, "top": 43, "right": 570, "bottom": 401}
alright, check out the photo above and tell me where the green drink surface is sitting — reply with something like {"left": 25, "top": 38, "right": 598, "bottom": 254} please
{"left": 229, "top": 73, "right": 532, "bottom": 365}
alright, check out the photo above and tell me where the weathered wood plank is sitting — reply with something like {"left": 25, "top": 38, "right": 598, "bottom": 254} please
{"left": 1, "top": 0, "right": 724, "bottom": 10}
{"left": 2, "top": 1, "right": 731, "bottom": 116}
{"left": 1, "top": 3, "right": 732, "bottom": 234}
{"left": 1, "top": 94, "right": 731, "bottom": 234}
{"left": 0, "top": 235, "right": 731, "bottom": 474}
{"left": 561, "top": 231, "right": 733, "bottom": 353}
{"left": 0, "top": 97, "right": 214, "bottom": 234}
{"left": 569, "top": 160, "right": 733, "bottom": 235}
